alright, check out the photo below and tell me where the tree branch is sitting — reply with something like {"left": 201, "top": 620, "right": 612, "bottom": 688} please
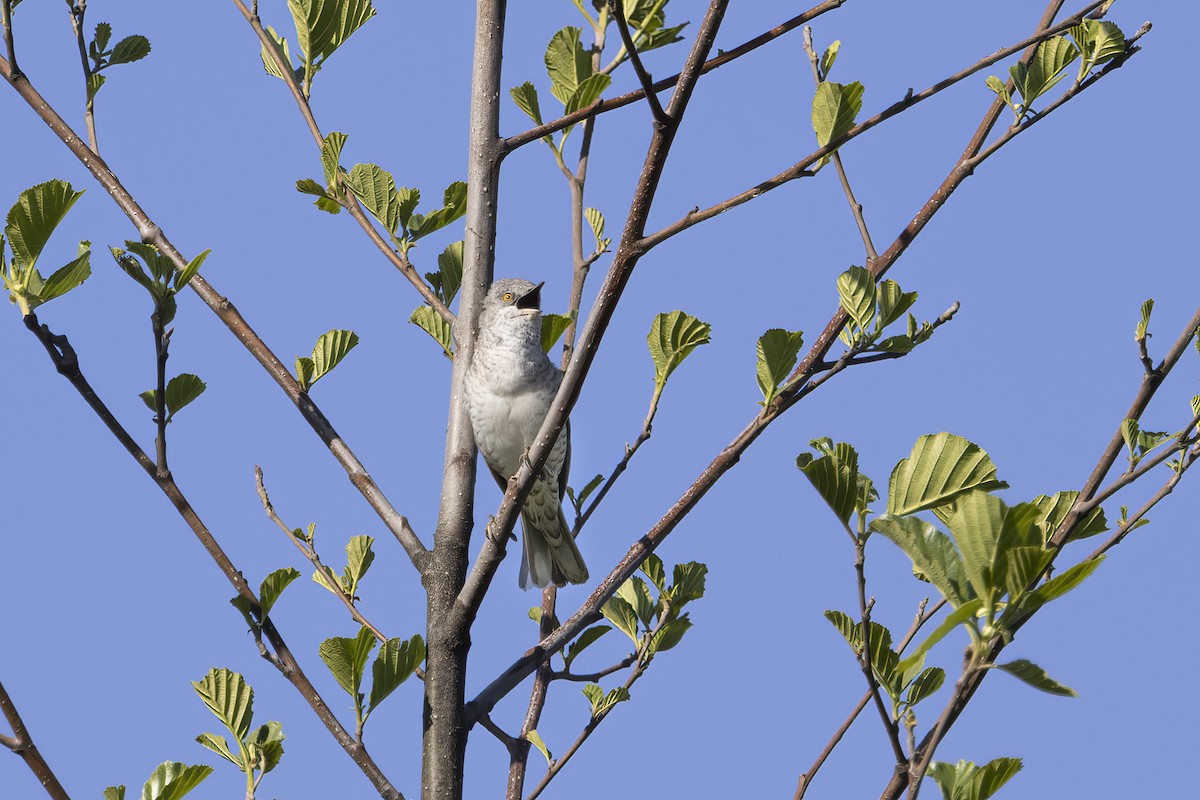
{"left": 504, "top": 0, "right": 851, "bottom": 151}
{"left": 610, "top": 0, "right": 669, "bottom": 126}
{"left": 65, "top": 0, "right": 99, "bottom": 154}
{"left": 19, "top": 313, "right": 404, "bottom": 800}
{"left": 0, "top": 52, "right": 429, "bottom": 571}
{"left": 0, "top": 680, "right": 71, "bottom": 800}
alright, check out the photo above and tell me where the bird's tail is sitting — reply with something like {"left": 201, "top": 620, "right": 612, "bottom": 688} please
{"left": 520, "top": 503, "right": 588, "bottom": 590}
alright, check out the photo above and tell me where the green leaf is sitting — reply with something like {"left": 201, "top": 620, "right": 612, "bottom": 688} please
{"left": 563, "top": 625, "right": 611, "bottom": 670}
{"left": 259, "top": 567, "right": 301, "bottom": 618}
{"left": 875, "top": 279, "right": 918, "bottom": 330}
{"left": 140, "top": 762, "right": 212, "bottom": 800}
{"left": 396, "top": 187, "right": 420, "bottom": 230}
{"left": 837, "top": 265, "right": 876, "bottom": 334}
{"left": 38, "top": 246, "right": 92, "bottom": 304}
{"left": 573, "top": 473, "right": 605, "bottom": 510}
{"left": 408, "top": 181, "right": 468, "bottom": 239}
{"left": 584, "top": 207, "right": 610, "bottom": 253}
{"left": 974, "top": 757, "right": 1023, "bottom": 799}
{"left": 288, "top": 0, "right": 376, "bottom": 66}
{"left": 295, "top": 356, "right": 315, "bottom": 390}
{"left": 526, "top": 729, "right": 553, "bottom": 765}
{"left": 426, "top": 241, "right": 463, "bottom": 306}
{"left": 541, "top": 312, "right": 573, "bottom": 354}
{"left": 108, "top": 35, "right": 151, "bottom": 66}
{"left": 905, "top": 667, "right": 945, "bottom": 707}
{"left": 87, "top": 73, "right": 106, "bottom": 102}
{"left": 796, "top": 441, "right": 866, "bottom": 525}
{"left": 510, "top": 82, "right": 544, "bottom": 126}
{"left": 941, "top": 490, "right": 1006, "bottom": 603}
{"left": 545, "top": 27, "right": 591, "bottom": 105}
{"left": 668, "top": 561, "right": 707, "bottom": 607}
{"left": 581, "top": 683, "right": 629, "bottom": 719}
{"left": 259, "top": 25, "right": 295, "bottom": 80}
{"left": 811, "top": 81, "right": 864, "bottom": 166}
{"left": 195, "top": 732, "right": 241, "bottom": 767}
{"left": 639, "top": 553, "right": 666, "bottom": 591}
{"left": 756, "top": 328, "right": 804, "bottom": 406}
{"left": 647, "top": 311, "right": 711, "bottom": 389}
{"left": 601, "top": 596, "right": 640, "bottom": 644}
{"left": 312, "top": 563, "right": 341, "bottom": 596}
{"left": 1030, "top": 491, "right": 1107, "bottom": 543}
{"left": 296, "top": 178, "right": 340, "bottom": 214}
{"left": 870, "top": 515, "right": 971, "bottom": 607}
{"left": 93, "top": 22, "right": 113, "bottom": 54}
{"left": 896, "top": 598, "right": 984, "bottom": 677}
{"left": 192, "top": 668, "right": 254, "bottom": 740}
{"left": 368, "top": 634, "right": 425, "bottom": 713}
{"left": 1009, "top": 36, "right": 1079, "bottom": 110}
{"left": 342, "top": 534, "right": 375, "bottom": 597}
{"left": 247, "top": 720, "right": 286, "bottom": 774}
{"left": 647, "top": 615, "right": 692, "bottom": 656}
{"left": 564, "top": 72, "right": 611, "bottom": 118}
{"left": 319, "top": 626, "right": 376, "bottom": 701}
{"left": 887, "top": 433, "right": 1008, "bottom": 516}
{"left": 320, "top": 131, "right": 348, "bottom": 189}
{"left": 616, "top": 577, "right": 657, "bottom": 628}
{"left": 304, "top": 329, "right": 359, "bottom": 389}
{"left": 410, "top": 305, "right": 454, "bottom": 359}
{"left": 1022, "top": 556, "right": 1103, "bottom": 612}
{"left": 985, "top": 74, "right": 1013, "bottom": 109}
{"left": 995, "top": 658, "right": 1077, "bottom": 697}
{"left": 104, "top": 788, "right": 126, "bottom": 800}
{"left": 1070, "top": 19, "right": 1125, "bottom": 80}
{"left": 174, "top": 248, "right": 209, "bottom": 290}
{"left": 820, "top": 40, "right": 841, "bottom": 78}
{"left": 1135, "top": 298, "right": 1153, "bottom": 342}
{"left": 347, "top": 163, "right": 400, "bottom": 235}
{"left": 164, "top": 374, "right": 206, "bottom": 420}
{"left": 6, "top": 179, "right": 85, "bottom": 269}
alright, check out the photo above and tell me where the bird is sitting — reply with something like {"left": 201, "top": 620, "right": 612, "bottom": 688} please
{"left": 464, "top": 278, "right": 589, "bottom": 589}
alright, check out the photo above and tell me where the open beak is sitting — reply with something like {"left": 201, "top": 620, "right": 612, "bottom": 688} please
{"left": 516, "top": 282, "right": 543, "bottom": 311}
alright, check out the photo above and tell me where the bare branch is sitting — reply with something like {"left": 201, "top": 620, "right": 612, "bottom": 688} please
{"left": 505, "top": 0, "right": 852, "bottom": 151}
{"left": 65, "top": 1, "right": 99, "bottom": 154}
{"left": 1, "top": 0, "right": 20, "bottom": 79}
{"left": 610, "top": 1, "right": 669, "bottom": 126}
{"left": 0, "top": 680, "right": 71, "bottom": 800}
{"left": 856, "top": 549, "right": 909, "bottom": 766}
{"left": 0, "top": 52, "right": 429, "bottom": 571}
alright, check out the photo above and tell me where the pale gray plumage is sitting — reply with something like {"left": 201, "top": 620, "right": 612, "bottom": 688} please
{"left": 464, "top": 278, "right": 588, "bottom": 589}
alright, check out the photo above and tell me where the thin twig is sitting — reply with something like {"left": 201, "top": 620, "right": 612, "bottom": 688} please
{"left": 855, "top": 543, "right": 909, "bottom": 766}
{"left": 0, "top": 52, "right": 429, "bottom": 571}
{"left": 610, "top": 0, "right": 669, "bottom": 126}
{"left": 551, "top": 654, "right": 637, "bottom": 682}
{"left": 20, "top": 313, "right": 405, "bottom": 800}
{"left": 0, "top": 680, "right": 72, "bottom": 800}
{"left": 801, "top": 26, "right": 878, "bottom": 262}
{"left": 66, "top": 1, "right": 99, "bottom": 154}
{"left": 505, "top": 0, "right": 852, "bottom": 151}
{"left": 1078, "top": 410, "right": 1199, "bottom": 514}
{"left": 1087, "top": 443, "right": 1199, "bottom": 559}
{"left": 479, "top": 713, "right": 519, "bottom": 754}
{"left": 1, "top": 0, "right": 20, "bottom": 79}
{"left": 151, "top": 310, "right": 170, "bottom": 478}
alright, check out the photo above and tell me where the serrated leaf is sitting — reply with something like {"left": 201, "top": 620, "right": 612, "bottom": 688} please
{"left": 540, "top": 312, "right": 573, "bottom": 354}
{"left": 37, "top": 247, "right": 92, "bottom": 304}
{"left": 174, "top": 249, "right": 210, "bottom": 290}
{"left": 1009, "top": 36, "right": 1078, "bottom": 109}
{"left": 195, "top": 732, "right": 241, "bottom": 767}
{"left": 410, "top": 305, "right": 453, "bottom": 359}
{"left": 812, "top": 81, "right": 863, "bottom": 166}
{"left": 601, "top": 596, "right": 639, "bottom": 644}
{"left": 820, "top": 40, "right": 841, "bottom": 78}
{"left": 647, "top": 614, "right": 691, "bottom": 656}
{"left": 247, "top": 720, "right": 286, "bottom": 774}
{"left": 581, "top": 683, "right": 628, "bottom": 719}
{"left": 6, "top": 180, "right": 85, "bottom": 270}
{"left": 303, "top": 329, "right": 359, "bottom": 388}
{"left": 942, "top": 490, "right": 1006, "bottom": 602}
{"left": 427, "top": 241, "right": 463, "bottom": 306}
{"left": 192, "top": 668, "right": 254, "bottom": 740}
{"left": 639, "top": 552, "right": 665, "bottom": 591}
{"left": 1071, "top": 19, "right": 1125, "bottom": 80}
{"left": 140, "top": 761, "right": 212, "bottom": 800}
{"left": 905, "top": 667, "right": 945, "bottom": 707}
{"left": 995, "top": 659, "right": 1077, "bottom": 697}
{"left": 104, "top": 788, "right": 126, "bottom": 800}
{"left": 396, "top": 187, "right": 420, "bottom": 230}
{"left": 670, "top": 561, "right": 707, "bottom": 606}
{"left": 1030, "top": 491, "right": 1107, "bottom": 543}
{"left": 93, "top": 22, "right": 113, "bottom": 53}
{"left": 368, "top": 634, "right": 425, "bottom": 713}
{"left": 1135, "top": 298, "right": 1153, "bottom": 342}
{"left": 616, "top": 577, "right": 657, "bottom": 628}
{"left": 545, "top": 27, "right": 591, "bottom": 105}
{"left": 260, "top": 25, "right": 295, "bottom": 80}
{"left": 525, "top": 729, "right": 553, "bottom": 765}
{"left": 409, "top": 181, "right": 467, "bottom": 239}
{"left": 342, "top": 534, "right": 375, "bottom": 597}
{"left": 756, "top": 328, "right": 804, "bottom": 406}
{"left": 647, "top": 311, "right": 711, "bottom": 389}
{"left": 563, "top": 625, "right": 611, "bottom": 670}
{"left": 887, "top": 433, "right": 1008, "bottom": 516}
{"left": 871, "top": 515, "right": 970, "bottom": 607}
{"left": 320, "top": 131, "right": 347, "bottom": 188}
{"left": 837, "top": 265, "right": 876, "bottom": 334}
{"left": 319, "top": 626, "right": 376, "bottom": 700}
{"left": 584, "top": 207, "right": 610, "bottom": 252}
{"left": 295, "top": 356, "right": 315, "bottom": 390}
{"left": 510, "top": 82, "right": 544, "bottom": 126}
{"left": 87, "top": 73, "right": 106, "bottom": 102}
{"left": 985, "top": 74, "right": 1013, "bottom": 108}
{"left": 875, "top": 279, "right": 918, "bottom": 330}
{"left": 347, "top": 163, "right": 400, "bottom": 235}
{"left": 288, "top": 0, "right": 376, "bottom": 65}
{"left": 108, "top": 35, "right": 151, "bottom": 66}
{"left": 312, "top": 563, "right": 341, "bottom": 595}
{"left": 796, "top": 441, "right": 863, "bottom": 525}
{"left": 564, "top": 72, "right": 610, "bottom": 118}
{"left": 164, "top": 373, "right": 206, "bottom": 420}
{"left": 259, "top": 567, "right": 301, "bottom": 618}
{"left": 975, "top": 757, "right": 1023, "bottom": 799}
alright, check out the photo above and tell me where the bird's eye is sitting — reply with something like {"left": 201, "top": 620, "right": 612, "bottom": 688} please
{"left": 502, "top": 292, "right": 514, "bottom": 302}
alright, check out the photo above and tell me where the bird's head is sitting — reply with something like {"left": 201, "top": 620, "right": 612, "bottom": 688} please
{"left": 482, "top": 278, "right": 544, "bottom": 321}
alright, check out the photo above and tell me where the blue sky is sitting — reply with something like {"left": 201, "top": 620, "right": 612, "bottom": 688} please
{"left": 2, "top": 1, "right": 1197, "bottom": 798}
